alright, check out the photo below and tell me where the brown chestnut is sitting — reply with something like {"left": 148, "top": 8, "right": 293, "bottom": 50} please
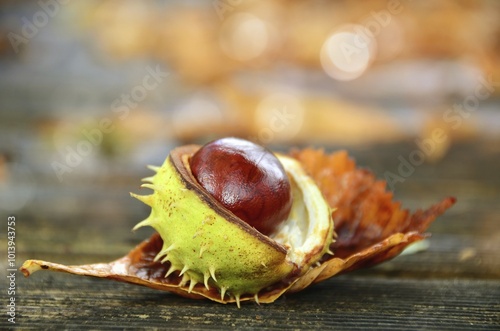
{"left": 190, "top": 137, "right": 293, "bottom": 235}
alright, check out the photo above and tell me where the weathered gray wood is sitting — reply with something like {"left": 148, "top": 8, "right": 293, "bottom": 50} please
{"left": 10, "top": 274, "right": 500, "bottom": 330}
{"left": 2, "top": 140, "right": 499, "bottom": 330}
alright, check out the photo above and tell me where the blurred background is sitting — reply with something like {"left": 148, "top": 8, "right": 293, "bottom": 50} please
{"left": 0, "top": 0, "right": 499, "bottom": 258}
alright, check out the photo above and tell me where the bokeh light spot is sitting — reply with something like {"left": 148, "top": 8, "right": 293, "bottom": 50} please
{"left": 219, "top": 13, "right": 269, "bottom": 62}
{"left": 320, "top": 25, "right": 377, "bottom": 81}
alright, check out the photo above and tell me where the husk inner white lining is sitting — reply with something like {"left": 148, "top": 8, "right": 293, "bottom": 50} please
{"left": 270, "top": 155, "right": 332, "bottom": 268}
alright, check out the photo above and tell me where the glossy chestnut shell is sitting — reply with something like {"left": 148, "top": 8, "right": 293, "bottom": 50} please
{"left": 190, "top": 137, "right": 293, "bottom": 235}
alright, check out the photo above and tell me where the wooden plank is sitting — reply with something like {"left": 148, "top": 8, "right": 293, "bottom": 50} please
{"left": 5, "top": 274, "right": 498, "bottom": 330}
{"left": 3, "top": 139, "right": 498, "bottom": 329}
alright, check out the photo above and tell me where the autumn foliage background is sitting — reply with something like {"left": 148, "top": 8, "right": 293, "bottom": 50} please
{"left": 0, "top": 0, "right": 499, "bottom": 219}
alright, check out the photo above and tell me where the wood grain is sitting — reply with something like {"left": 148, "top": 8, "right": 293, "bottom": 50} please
{"left": 2, "top": 139, "right": 499, "bottom": 330}
{"left": 11, "top": 274, "right": 500, "bottom": 330}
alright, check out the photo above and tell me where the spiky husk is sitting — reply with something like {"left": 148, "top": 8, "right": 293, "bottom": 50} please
{"left": 131, "top": 146, "right": 297, "bottom": 300}
{"left": 131, "top": 145, "right": 333, "bottom": 302}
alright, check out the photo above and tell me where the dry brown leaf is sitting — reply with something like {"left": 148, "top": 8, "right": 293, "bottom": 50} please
{"left": 21, "top": 148, "right": 455, "bottom": 305}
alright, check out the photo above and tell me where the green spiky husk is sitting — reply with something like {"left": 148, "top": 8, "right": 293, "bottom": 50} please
{"left": 132, "top": 146, "right": 296, "bottom": 300}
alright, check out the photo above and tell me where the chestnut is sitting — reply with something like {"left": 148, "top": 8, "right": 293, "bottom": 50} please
{"left": 190, "top": 137, "right": 293, "bottom": 236}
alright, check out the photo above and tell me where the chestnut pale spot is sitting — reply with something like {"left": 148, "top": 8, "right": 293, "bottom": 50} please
{"left": 190, "top": 137, "right": 292, "bottom": 236}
